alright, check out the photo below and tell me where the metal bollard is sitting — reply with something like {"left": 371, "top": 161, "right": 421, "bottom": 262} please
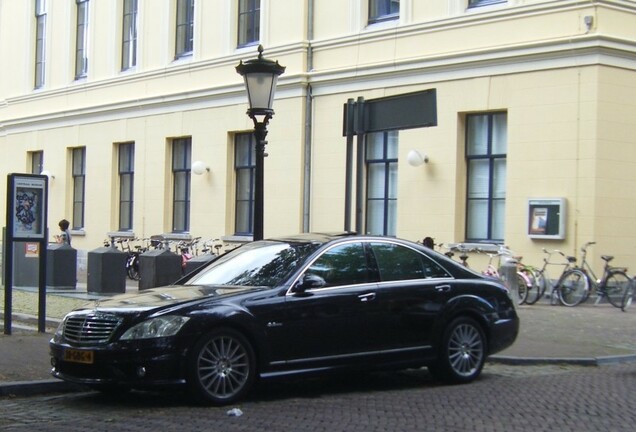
{"left": 498, "top": 257, "right": 519, "bottom": 306}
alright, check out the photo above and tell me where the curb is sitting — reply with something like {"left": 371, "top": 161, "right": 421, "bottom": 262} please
{"left": 489, "top": 353, "right": 636, "bottom": 366}
{"left": 0, "top": 312, "right": 61, "bottom": 331}
{"left": 0, "top": 379, "right": 85, "bottom": 398}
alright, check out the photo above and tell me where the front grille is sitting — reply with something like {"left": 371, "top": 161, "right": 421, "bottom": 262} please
{"left": 63, "top": 313, "right": 123, "bottom": 345}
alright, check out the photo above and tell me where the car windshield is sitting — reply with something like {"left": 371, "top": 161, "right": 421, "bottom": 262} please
{"left": 186, "top": 240, "right": 321, "bottom": 288}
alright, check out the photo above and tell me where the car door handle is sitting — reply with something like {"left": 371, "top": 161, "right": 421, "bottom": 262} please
{"left": 435, "top": 284, "right": 451, "bottom": 293}
{"left": 358, "top": 293, "right": 376, "bottom": 302}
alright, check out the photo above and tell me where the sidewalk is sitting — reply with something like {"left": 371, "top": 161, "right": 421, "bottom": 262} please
{"left": 2, "top": 285, "right": 636, "bottom": 397}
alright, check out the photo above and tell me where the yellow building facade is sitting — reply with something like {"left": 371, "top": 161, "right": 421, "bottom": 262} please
{"left": 1, "top": 0, "right": 636, "bottom": 272}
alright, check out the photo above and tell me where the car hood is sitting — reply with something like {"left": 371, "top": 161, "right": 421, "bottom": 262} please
{"left": 76, "top": 285, "right": 263, "bottom": 313}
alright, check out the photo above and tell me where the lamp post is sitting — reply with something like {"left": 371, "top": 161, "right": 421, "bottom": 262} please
{"left": 236, "top": 45, "right": 285, "bottom": 241}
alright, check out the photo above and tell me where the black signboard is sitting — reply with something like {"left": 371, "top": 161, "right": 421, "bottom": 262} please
{"left": 5, "top": 174, "right": 49, "bottom": 334}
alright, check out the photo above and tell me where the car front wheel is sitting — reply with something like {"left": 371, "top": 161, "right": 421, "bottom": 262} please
{"left": 186, "top": 328, "right": 256, "bottom": 405}
{"left": 429, "top": 317, "right": 486, "bottom": 384}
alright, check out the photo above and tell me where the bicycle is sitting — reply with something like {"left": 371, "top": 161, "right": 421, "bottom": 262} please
{"left": 555, "top": 241, "right": 632, "bottom": 309}
{"left": 479, "top": 246, "right": 533, "bottom": 305}
{"left": 439, "top": 243, "right": 471, "bottom": 267}
{"left": 172, "top": 237, "right": 201, "bottom": 274}
{"left": 527, "top": 248, "right": 573, "bottom": 305}
{"left": 107, "top": 237, "right": 144, "bottom": 281}
{"left": 201, "top": 238, "right": 225, "bottom": 257}
{"left": 124, "top": 239, "right": 145, "bottom": 281}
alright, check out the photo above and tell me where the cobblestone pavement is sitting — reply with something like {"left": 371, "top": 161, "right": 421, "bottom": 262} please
{"left": 1, "top": 363, "right": 634, "bottom": 432}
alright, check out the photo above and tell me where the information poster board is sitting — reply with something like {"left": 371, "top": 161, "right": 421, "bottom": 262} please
{"left": 528, "top": 198, "right": 566, "bottom": 240}
{"left": 8, "top": 175, "right": 47, "bottom": 240}
{"left": 5, "top": 174, "right": 49, "bottom": 334}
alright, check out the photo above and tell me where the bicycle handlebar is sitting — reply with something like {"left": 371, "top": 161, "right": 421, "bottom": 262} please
{"left": 541, "top": 248, "right": 568, "bottom": 264}
{"left": 581, "top": 241, "right": 596, "bottom": 252}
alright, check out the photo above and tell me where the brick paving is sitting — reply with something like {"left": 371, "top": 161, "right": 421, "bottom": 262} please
{"left": 0, "top": 363, "right": 634, "bottom": 431}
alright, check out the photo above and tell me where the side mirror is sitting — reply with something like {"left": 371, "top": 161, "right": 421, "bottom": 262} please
{"left": 294, "top": 274, "right": 326, "bottom": 292}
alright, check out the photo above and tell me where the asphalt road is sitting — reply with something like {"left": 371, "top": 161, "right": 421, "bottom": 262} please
{"left": 1, "top": 362, "right": 634, "bottom": 432}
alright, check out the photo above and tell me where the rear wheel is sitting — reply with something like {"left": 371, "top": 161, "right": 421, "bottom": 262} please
{"left": 603, "top": 271, "right": 631, "bottom": 309}
{"left": 187, "top": 328, "right": 256, "bottom": 405}
{"left": 557, "top": 269, "right": 589, "bottom": 307}
{"left": 622, "top": 279, "right": 634, "bottom": 312}
{"left": 429, "top": 317, "right": 486, "bottom": 384}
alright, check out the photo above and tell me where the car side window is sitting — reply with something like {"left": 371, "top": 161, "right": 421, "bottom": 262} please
{"left": 370, "top": 242, "right": 450, "bottom": 281}
{"left": 304, "top": 242, "right": 373, "bottom": 288}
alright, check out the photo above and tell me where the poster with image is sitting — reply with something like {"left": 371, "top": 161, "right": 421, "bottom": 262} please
{"left": 10, "top": 175, "right": 47, "bottom": 239}
{"left": 529, "top": 207, "right": 548, "bottom": 235}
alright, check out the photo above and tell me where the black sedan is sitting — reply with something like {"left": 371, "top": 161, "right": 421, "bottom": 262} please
{"left": 50, "top": 233, "right": 519, "bottom": 405}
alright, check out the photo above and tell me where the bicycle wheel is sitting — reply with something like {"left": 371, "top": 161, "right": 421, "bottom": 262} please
{"left": 525, "top": 270, "right": 547, "bottom": 305}
{"left": 603, "top": 271, "right": 631, "bottom": 309}
{"left": 622, "top": 279, "right": 633, "bottom": 312}
{"left": 557, "top": 269, "right": 589, "bottom": 307}
{"left": 519, "top": 267, "right": 539, "bottom": 305}
{"left": 516, "top": 273, "right": 529, "bottom": 304}
{"left": 127, "top": 255, "right": 141, "bottom": 281}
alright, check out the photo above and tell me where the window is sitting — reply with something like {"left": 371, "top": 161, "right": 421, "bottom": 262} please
{"left": 366, "top": 131, "right": 398, "bottom": 236}
{"left": 34, "top": 0, "right": 47, "bottom": 88}
{"left": 75, "top": 0, "right": 89, "bottom": 79}
{"left": 305, "top": 243, "right": 373, "bottom": 288}
{"left": 369, "top": 0, "right": 399, "bottom": 24}
{"left": 30, "top": 151, "right": 44, "bottom": 175}
{"left": 234, "top": 133, "right": 255, "bottom": 235}
{"left": 175, "top": 0, "right": 194, "bottom": 58}
{"left": 118, "top": 143, "right": 135, "bottom": 231}
{"left": 189, "top": 241, "right": 320, "bottom": 288}
{"left": 370, "top": 243, "right": 450, "bottom": 281}
{"left": 121, "top": 0, "right": 138, "bottom": 70}
{"left": 172, "top": 138, "right": 191, "bottom": 232}
{"left": 238, "top": 0, "right": 260, "bottom": 47}
{"left": 468, "top": 0, "right": 506, "bottom": 8}
{"left": 72, "top": 147, "right": 86, "bottom": 229}
{"left": 466, "top": 112, "right": 507, "bottom": 241}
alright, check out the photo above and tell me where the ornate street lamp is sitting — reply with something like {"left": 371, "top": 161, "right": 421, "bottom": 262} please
{"left": 236, "top": 45, "right": 285, "bottom": 241}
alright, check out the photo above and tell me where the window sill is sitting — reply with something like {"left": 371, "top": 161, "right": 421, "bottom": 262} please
{"left": 223, "top": 235, "right": 252, "bottom": 244}
{"left": 466, "top": 1, "right": 507, "bottom": 13}
{"left": 107, "top": 231, "right": 135, "bottom": 239}
{"left": 234, "top": 44, "right": 260, "bottom": 58}
{"left": 162, "top": 232, "right": 193, "bottom": 241}
{"left": 172, "top": 53, "right": 193, "bottom": 64}
{"left": 365, "top": 18, "right": 399, "bottom": 32}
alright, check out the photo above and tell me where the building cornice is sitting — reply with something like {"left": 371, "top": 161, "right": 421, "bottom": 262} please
{"left": 1, "top": 36, "right": 634, "bottom": 135}
{"left": 307, "top": 35, "right": 636, "bottom": 95}
{"left": 312, "top": 0, "right": 636, "bottom": 53}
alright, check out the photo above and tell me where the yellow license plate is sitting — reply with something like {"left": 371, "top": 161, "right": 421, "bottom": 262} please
{"left": 63, "top": 349, "right": 94, "bottom": 364}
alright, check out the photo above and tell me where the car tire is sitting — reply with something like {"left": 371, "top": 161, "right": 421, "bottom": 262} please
{"left": 428, "top": 316, "right": 486, "bottom": 384}
{"left": 186, "top": 327, "right": 256, "bottom": 405}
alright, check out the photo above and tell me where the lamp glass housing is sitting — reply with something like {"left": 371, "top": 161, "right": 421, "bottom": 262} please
{"left": 243, "top": 73, "right": 279, "bottom": 114}
{"left": 236, "top": 45, "right": 286, "bottom": 117}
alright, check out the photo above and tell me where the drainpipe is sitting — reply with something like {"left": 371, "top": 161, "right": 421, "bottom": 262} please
{"left": 302, "top": 0, "right": 314, "bottom": 232}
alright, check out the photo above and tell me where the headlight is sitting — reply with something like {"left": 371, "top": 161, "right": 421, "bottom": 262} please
{"left": 120, "top": 316, "right": 190, "bottom": 340}
{"left": 53, "top": 319, "right": 65, "bottom": 342}
{"left": 54, "top": 319, "right": 64, "bottom": 337}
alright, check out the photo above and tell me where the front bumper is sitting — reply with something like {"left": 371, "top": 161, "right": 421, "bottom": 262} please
{"left": 49, "top": 338, "right": 189, "bottom": 387}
